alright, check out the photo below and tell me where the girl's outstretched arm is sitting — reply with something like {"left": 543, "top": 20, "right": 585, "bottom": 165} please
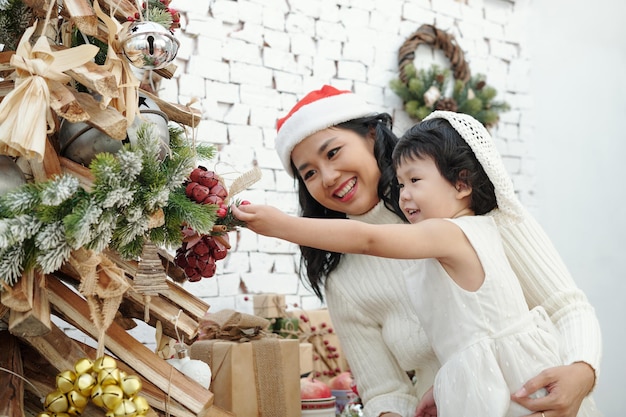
{"left": 231, "top": 203, "right": 464, "bottom": 261}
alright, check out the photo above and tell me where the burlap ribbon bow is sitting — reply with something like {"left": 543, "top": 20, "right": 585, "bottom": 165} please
{"left": 198, "top": 309, "right": 271, "bottom": 342}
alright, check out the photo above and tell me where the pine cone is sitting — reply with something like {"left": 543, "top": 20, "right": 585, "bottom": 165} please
{"left": 435, "top": 98, "right": 458, "bottom": 112}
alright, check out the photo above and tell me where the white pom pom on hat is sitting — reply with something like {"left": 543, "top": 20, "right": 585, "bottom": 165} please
{"left": 275, "top": 85, "right": 377, "bottom": 177}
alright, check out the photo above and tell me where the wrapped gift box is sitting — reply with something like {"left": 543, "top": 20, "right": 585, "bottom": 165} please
{"left": 252, "top": 293, "right": 287, "bottom": 318}
{"left": 300, "top": 342, "right": 313, "bottom": 375}
{"left": 190, "top": 338, "right": 301, "bottom": 417}
{"left": 295, "top": 308, "right": 349, "bottom": 381}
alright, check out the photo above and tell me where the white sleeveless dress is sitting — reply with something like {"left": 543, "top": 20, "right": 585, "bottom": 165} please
{"left": 405, "top": 216, "right": 600, "bottom": 417}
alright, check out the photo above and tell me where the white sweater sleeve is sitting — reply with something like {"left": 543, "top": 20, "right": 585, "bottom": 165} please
{"left": 499, "top": 211, "right": 602, "bottom": 377}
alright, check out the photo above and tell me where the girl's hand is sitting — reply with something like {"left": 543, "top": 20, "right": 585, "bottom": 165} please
{"left": 510, "top": 363, "right": 595, "bottom": 417}
{"left": 414, "top": 386, "right": 437, "bottom": 417}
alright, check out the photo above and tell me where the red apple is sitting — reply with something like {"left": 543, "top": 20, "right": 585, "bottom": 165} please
{"left": 300, "top": 376, "right": 332, "bottom": 399}
{"left": 329, "top": 371, "right": 354, "bottom": 391}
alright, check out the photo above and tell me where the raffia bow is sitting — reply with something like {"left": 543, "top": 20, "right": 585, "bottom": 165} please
{"left": 0, "top": 23, "right": 99, "bottom": 161}
{"left": 93, "top": 0, "right": 140, "bottom": 125}
{"left": 69, "top": 247, "right": 130, "bottom": 358}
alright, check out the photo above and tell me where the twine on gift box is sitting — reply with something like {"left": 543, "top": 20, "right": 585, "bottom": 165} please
{"left": 255, "top": 293, "right": 288, "bottom": 318}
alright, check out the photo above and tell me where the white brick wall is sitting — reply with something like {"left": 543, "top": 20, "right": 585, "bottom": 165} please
{"left": 139, "top": 0, "right": 534, "bottom": 328}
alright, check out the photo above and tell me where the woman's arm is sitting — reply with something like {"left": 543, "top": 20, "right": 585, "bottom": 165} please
{"left": 499, "top": 211, "right": 601, "bottom": 416}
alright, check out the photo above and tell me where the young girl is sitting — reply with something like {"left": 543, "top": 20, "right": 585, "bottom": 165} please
{"left": 233, "top": 110, "right": 600, "bottom": 416}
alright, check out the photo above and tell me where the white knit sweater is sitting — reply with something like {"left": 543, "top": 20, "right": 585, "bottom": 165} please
{"left": 324, "top": 202, "right": 602, "bottom": 417}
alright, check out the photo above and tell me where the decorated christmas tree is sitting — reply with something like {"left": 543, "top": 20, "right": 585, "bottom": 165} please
{"left": 0, "top": 1, "right": 253, "bottom": 416}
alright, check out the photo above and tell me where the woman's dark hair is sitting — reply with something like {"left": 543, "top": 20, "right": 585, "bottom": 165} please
{"left": 392, "top": 118, "right": 497, "bottom": 217}
{"left": 291, "top": 113, "right": 399, "bottom": 300}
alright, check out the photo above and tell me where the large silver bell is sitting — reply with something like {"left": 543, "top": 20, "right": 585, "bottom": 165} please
{"left": 0, "top": 155, "right": 27, "bottom": 196}
{"left": 59, "top": 93, "right": 170, "bottom": 166}
{"left": 122, "top": 21, "right": 180, "bottom": 70}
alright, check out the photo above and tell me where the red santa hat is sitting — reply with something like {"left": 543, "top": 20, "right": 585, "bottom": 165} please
{"left": 275, "top": 85, "right": 376, "bottom": 177}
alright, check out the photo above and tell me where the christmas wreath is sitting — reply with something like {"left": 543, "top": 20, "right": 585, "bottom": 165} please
{"left": 390, "top": 24, "right": 509, "bottom": 128}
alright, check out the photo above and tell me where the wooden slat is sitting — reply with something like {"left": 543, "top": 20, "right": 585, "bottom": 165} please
{"left": 0, "top": 331, "right": 24, "bottom": 417}
{"left": 66, "top": 61, "right": 119, "bottom": 100}
{"left": 75, "top": 91, "right": 128, "bottom": 140}
{"left": 7, "top": 271, "right": 51, "bottom": 337}
{"left": 45, "top": 277, "right": 214, "bottom": 417}
{"left": 63, "top": 0, "right": 98, "bottom": 35}
{"left": 140, "top": 89, "right": 202, "bottom": 128}
{"left": 28, "top": 137, "right": 63, "bottom": 182}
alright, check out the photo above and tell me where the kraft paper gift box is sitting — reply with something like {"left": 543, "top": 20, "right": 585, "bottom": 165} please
{"left": 190, "top": 338, "right": 301, "bottom": 417}
{"left": 252, "top": 293, "right": 287, "bottom": 318}
{"left": 299, "top": 342, "right": 314, "bottom": 375}
{"left": 296, "top": 308, "right": 349, "bottom": 381}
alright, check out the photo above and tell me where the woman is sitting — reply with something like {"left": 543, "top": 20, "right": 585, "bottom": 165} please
{"left": 271, "top": 85, "right": 601, "bottom": 417}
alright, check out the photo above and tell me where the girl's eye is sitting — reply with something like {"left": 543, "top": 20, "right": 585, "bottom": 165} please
{"left": 396, "top": 183, "right": 404, "bottom": 189}
{"left": 411, "top": 177, "right": 419, "bottom": 183}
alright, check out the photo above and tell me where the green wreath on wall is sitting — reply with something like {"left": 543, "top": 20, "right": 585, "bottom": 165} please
{"left": 390, "top": 24, "right": 509, "bottom": 128}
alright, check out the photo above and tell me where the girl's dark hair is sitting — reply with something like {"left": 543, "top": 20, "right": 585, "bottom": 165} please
{"left": 392, "top": 117, "right": 497, "bottom": 217}
{"left": 291, "top": 113, "right": 399, "bottom": 301}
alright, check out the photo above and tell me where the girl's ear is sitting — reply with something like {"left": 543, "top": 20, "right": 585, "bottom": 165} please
{"left": 455, "top": 170, "right": 472, "bottom": 199}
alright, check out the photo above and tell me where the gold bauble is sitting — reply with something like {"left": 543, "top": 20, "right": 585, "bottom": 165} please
{"left": 120, "top": 375, "right": 142, "bottom": 397}
{"left": 44, "top": 390, "right": 69, "bottom": 413}
{"left": 54, "top": 414, "right": 71, "bottom": 417}
{"left": 36, "top": 412, "right": 54, "bottom": 417}
{"left": 74, "top": 358, "right": 94, "bottom": 375}
{"left": 67, "top": 390, "right": 89, "bottom": 410}
{"left": 74, "top": 372, "right": 96, "bottom": 396}
{"left": 90, "top": 384, "right": 105, "bottom": 408}
{"left": 132, "top": 395, "right": 150, "bottom": 415}
{"left": 98, "top": 367, "right": 121, "bottom": 386}
{"left": 101, "top": 384, "right": 124, "bottom": 410}
{"left": 93, "top": 355, "right": 118, "bottom": 373}
{"left": 113, "top": 399, "right": 137, "bottom": 417}
{"left": 56, "top": 370, "right": 77, "bottom": 394}
{"left": 66, "top": 405, "right": 83, "bottom": 416}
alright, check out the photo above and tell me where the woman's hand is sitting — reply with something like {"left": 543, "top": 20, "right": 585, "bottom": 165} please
{"left": 231, "top": 203, "right": 286, "bottom": 237}
{"left": 510, "top": 362, "right": 595, "bottom": 417}
{"left": 414, "top": 386, "right": 437, "bottom": 417}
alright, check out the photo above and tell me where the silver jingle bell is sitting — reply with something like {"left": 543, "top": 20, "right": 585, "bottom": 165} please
{"left": 122, "top": 21, "right": 180, "bottom": 70}
{"left": 59, "top": 93, "right": 170, "bottom": 166}
{"left": 0, "top": 155, "right": 27, "bottom": 196}
{"left": 127, "top": 93, "right": 170, "bottom": 157}
{"left": 59, "top": 119, "right": 123, "bottom": 167}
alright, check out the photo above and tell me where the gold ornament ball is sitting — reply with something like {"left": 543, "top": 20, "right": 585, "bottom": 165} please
{"left": 120, "top": 374, "right": 142, "bottom": 397}
{"left": 44, "top": 390, "right": 69, "bottom": 414}
{"left": 67, "top": 390, "right": 89, "bottom": 410}
{"left": 74, "top": 371, "right": 96, "bottom": 396}
{"left": 98, "top": 367, "right": 121, "bottom": 386}
{"left": 36, "top": 412, "right": 55, "bottom": 417}
{"left": 74, "top": 358, "right": 94, "bottom": 375}
{"left": 56, "top": 370, "right": 77, "bottom": 394}
{"left": 113, "top": 398, "right": 138, "bottom": 417}
{"left": 101, "top": 384, "right": 124, "bottom": 410}
{"left": 132, "top": 395, "right": 150, "bottom": 415}
{"left": 54, "top": 414, "right": 71, "bottom": 417}
{"left": 93, "top": 355, "right": 118, "bottom": 373}
{"left": 90, "top": 384, "right": 105, "bottom": 408}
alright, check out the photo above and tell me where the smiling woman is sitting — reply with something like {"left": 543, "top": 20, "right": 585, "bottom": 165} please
{"left": 241, "top": 85, "right": 602, "bottom": 417}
